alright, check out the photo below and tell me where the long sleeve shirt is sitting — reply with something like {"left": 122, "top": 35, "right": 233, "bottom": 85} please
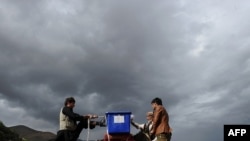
{"left": 62, "top": 106, "right": 85, "bottom": 122}
{"left": 151, "top": 105, "right": 171, "bottom": 135}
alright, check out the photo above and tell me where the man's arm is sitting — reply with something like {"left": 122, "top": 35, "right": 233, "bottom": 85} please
{"left": 62, "top": 107, "right": 85, "bottom": 121}
{"left": 151, "top": 107, "right": 162, "bottom": 134}
{"left": 131, "top": 120, "right": 144, "bottom": 130}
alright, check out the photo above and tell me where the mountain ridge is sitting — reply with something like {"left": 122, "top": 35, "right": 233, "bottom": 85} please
{"left": 0, "top": 121, "right": 21, "bottom": 141}
{"left": 1, "top": 121, "right": 96, "bottom": 141}
{"left": 9, "top": 125, "right": 56, "bottom": 141}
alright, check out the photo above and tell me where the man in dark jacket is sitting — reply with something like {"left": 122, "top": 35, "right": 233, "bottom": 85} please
{"left": 150, "top": 97, "right": 172, "bottom": 141}
{"left": 55, "top": 97, "right": 104, "bottom": 141}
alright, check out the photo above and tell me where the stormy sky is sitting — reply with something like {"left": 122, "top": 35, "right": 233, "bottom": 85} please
{"left": 1, "top": 0, "right": 250, "bottom": 140}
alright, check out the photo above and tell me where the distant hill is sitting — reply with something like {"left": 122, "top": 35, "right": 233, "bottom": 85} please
{"left": 1, "top": 120, "right": 95, "bottom": 141}
{"left": 9, "top": 125, "right": 56, "bottom": 141}
{"left": 0, "top": 121, "right": 21, "bottom": 141}
{"left": 8, "top": 125, "right": 85, "bottom": 141}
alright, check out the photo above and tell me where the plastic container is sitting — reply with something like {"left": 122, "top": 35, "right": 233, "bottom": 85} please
{"left": 105, "top": 111, "right": 131, "bottom": 134}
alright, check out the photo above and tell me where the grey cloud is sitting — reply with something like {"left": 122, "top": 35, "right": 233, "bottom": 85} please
{"left": 1, "top": 0, "right": 250, "bottom": 140}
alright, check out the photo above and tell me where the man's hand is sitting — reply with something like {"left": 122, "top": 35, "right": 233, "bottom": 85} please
{"left": 86, "top": 114, "right": 98, "bottom": 119}
{"left": 150, "top": 130, "right": 155, "bottom": 136}
{"left": 91, "top": 114, "right": 98, "bottom": 119}
{"left": 169, "top": 127, "right": 173, "bottom": 133}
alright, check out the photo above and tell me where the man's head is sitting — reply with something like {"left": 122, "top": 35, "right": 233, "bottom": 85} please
{"left": 151, "top": 97, "right": 162, "bottom": 109}
{"left": 146, "top": 111, "right": 153, "bottom": 121}
{"left": 64, "top": 97, "right": 75, "bottom": 108}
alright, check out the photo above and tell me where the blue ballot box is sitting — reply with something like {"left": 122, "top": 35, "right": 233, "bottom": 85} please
{"left": 105, "top": 111, "right": 131, "bottom": 134}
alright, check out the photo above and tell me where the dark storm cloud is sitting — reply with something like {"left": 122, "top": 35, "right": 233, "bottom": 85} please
{"left": 1, "top": 0, "right": 250, "bottom": 140}
{"left": 0, "top": 0, "right": 179, "bottom": 124}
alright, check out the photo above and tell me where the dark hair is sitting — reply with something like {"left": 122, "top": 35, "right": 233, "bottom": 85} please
{"left": 151, "top": 97, "right": 162, "bottom": 105}
{"left": 64, "top": 97, "right": 75, "bottom": 106}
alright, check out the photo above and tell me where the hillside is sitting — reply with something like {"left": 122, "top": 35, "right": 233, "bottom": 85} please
{"left": 0, "top": 121, "right": 21, "bottom": 141}
{"left": 1, "top": 120, "right": 92, "bottom": 141}
{"left": 8, "top": 125, "right": 84, "bottom": 141}
{"left": 9, "top": 125, "right": 56, "bottom": 141}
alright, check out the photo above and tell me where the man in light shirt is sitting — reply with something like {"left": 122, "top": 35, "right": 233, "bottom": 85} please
{"left": 131, "top": 111, "right": 156, "bottom": 141}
